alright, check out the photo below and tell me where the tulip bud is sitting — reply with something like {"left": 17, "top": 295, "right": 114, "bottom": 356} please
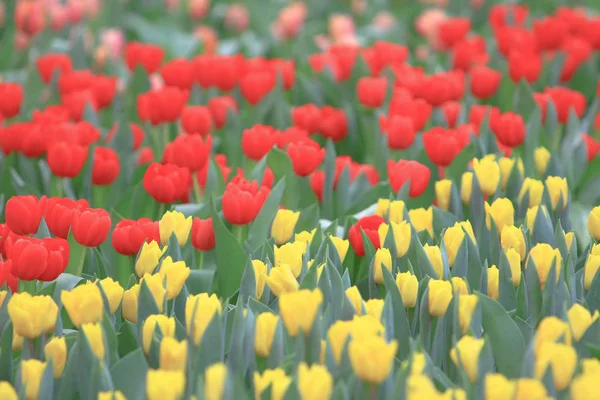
{"left": 472, "top": 157, "right": 501, "bottom": 196}
{"left": 143, "top": 314, "right": 176, "bottom": 354}
{"left": 159, "top": 211, "right": 192, "bottom": 246}
{"left": 274, "top": 242, "right": 305, "bottom": 278}
{"left": 297, "top": 362, "right": 333, "bottom": 400}
{"left": 485, "top": 198, "right": 514, "bottom": 233}
{"left": 44, "top": 336, "right": 67, "bottom": 378}
{"left": 408, "top": 207, "right": 433, "bottom": 237}
{"left": 21, "top": 359, "right": 47, "bottom": 400}
{"left": 378, "top": 221, "right": 411, "bottom": 258}
{"left": 81, "top": 323, "right": 106, "bottom": 359}
{"left": 97, "top": 277, "right": 124, "bottom": 314}
{"left": 450, "top": 336, "right": 484, "bottom": 382}
{"left": 498, "top": 157, "right": 524, "bottom": 191}
{"left": 519, "top": 178, "right": 544, "bottom": 208}
{"left": 527, "top": 243, "right": 562, "bottom": 289}
{"left": 159, "top": 337, "right": 187, "bottom": 371}
{"left": 204, "top": 363, "right": 227, "bottom": 400}
{"left": 501, "top": 226, "right": 526, "bottom": 261}
{"left": 0, "top": 382, "right": 17, "bottom": 400}
{"left": 61, "top": 283, "right": 104, "bottom": 327}
{"left": 443, "top": 225, "right": 466, "bottom": 268}
{"left": 534, "top": 147, "right": 551, "bottom": 175}
{"left": 330, "top": 236, "right": 350, "bottom": 262}
{"left": 565, "top": 231, "right": 575, "bottom": 251}
{"left": 294, "top": 229, "right": 316, "bottom": 248}
{"left": 428, "top": 280, "right": 453, "bottom": 317}
{"left": 365, "top": 299, "right": 384, "bottom": 320}
{"left": 140, "top": 273, "right": 167, "bottom": 313}
{"left": 395, "top": 272, "right": 418, "bottom": 308}
{"left": 584, "top": 254, "right": 600, "bottom": 291}
{"left": 158, "top": 257, "right": 190, "bottom": 300}
{"left": 254, "top": 369, "right": 292, "bottom": 400}
{"left": 135, "top": 241, "right": 167, "bottom": 277}
{"left": 279, "top": 289, "right": 323, "bottom": 337}
{"left": 271, "top": 209, "right": 300, "bottom": 245}
{"left": 146, "top": 369, "right": 185, "bottom": 400}
{"left": 485, "top": 374, "right": 515, "bottom": 400}
{"left": 458, "top": 294, "right": 478, "bottom": 334}
{"left": 349, "top": 336, "right": 398, "bottom": 384}
{"left": 487, "top": 265, "right": 499, "bottom": 300}
{"left": 451, "top": 277, "right": 469, "bottom": 296}
{"left": 504, "top": 248, "right": 522, "bottom": 286}
{"left": 8, "top": 293, "right": 58, "bottom": 339}
{"left": 535, "top": 342, "right": 577, "bottom": 391}
{"left": 71, "top": 208, "right": 112, "bottom": 247}
{"left": 567, "top": 303, "right": 599, "bottom": 341}
{"left": 191, "top": 217, "right": 216, "bottom": 251}
{"left": 255, "top": 312, "right": 279, "bottom": 357}
{"left": 525, "top": 205, "right": 548, "bottom": 231}
{"left": 98, "top": 391, "right": 126, "bottom": 400}
{"left": 423, "top": 244, "right": 443, "bottom": 278}
{"left": 186, "top": 293, "right": 222, "bottom": 346}
{"left": 545, "top": 176, "right": 568, "bottom": 210}
{"left": 5, "top": 195, "right": 46, "bottom": 236}
{"left": 122, "top": 284, "right": 140, "bottom": 323}
{"left": 589, "top": 206, "right": 600, "bottom": 241}
{"left": 534, "top": 316, "right": 572, "bottom": 355}
{"left": 571, "top": 374, "right": 598, "bottom": 400}
{"left": 435, "top": 179, "right": 452, "bottom": 211}
{"left": 265, "top": 264, "right": 299, "bottom": 297}
{"left": 251, "top": 260, "right": 268, "bottom": 299}
{"left": 345, "top": 286, "right": 364, "bottom": 315}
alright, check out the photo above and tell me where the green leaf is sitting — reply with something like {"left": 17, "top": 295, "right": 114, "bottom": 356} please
{"left": 247, "top": 178, "right": 286, "bottom": 250}
{"left": 382, "top": 268, "right": 411, "bottom": 360}
{"left": 0, "top": 322, "right": 13, "bottom": 381}
{"left": 111, "top": 349, "right": 148, "bottom": 400}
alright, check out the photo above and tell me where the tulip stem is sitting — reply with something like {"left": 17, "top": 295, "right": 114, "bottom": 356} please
{"left": 56, "top": 178, "right": 64, "bottom": 198}
{"left": 429, "top": 317, "right": 439, "bottom": 354}
{"left": 193, "top": 179, "right": 203, "bottom": 205}
{"left": 197, "top": 252, "right": 204, "bottom": 270}
{"left": 18, "top": 280, "right": 37, "bottom": 294}
{"left": 74, "top": 246, "right": 87, "bottom": 277}
{"left": 232, "top": 225, "right": 244, "bottom": 244}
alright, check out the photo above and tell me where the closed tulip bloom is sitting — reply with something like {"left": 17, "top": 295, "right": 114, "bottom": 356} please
{"left": 21, "top": 359, "right": 47, "bottom": 400}
{"left": 498, "top": 157, "right": 524, "bottom": 190}
{"left": 373, "top": 248, "right": 393, "bottom": 285}
{"left": 135, "top": 241, "right": 166, "bottom": 277}
{"left": 381, "top": 115, "right": 416, "bottom": 150}
{"left": 422, "top": 127, "right": 463, "bottom": 167}
{"left": 44, "top": 197, "right": 89, "bottom": 239}
{"left": 98, "top": 391, "right": 126, "bottom": 400}
{"left": 387, "top": 160, "right": 431, "bottom": 197}
{"left": 279, "top": 289, "right": 323, "bottom": 337}
{"left": 286, "top": 141, "right": 326, "bottom": 177}
{"left": 435, "top": 180, "right": 452, "bottom": 211}
{"left": 140, "top": 274, "right": 167, "bottom": 313}
{"left": 44, "top": 336, "right": 67, "bottom": 378}
{"left": 254, "top": 369, "right": 291, "bottom": 400}
{"left": 159, "top": 337, "right": 187, "bottom": 371}
{"left": 265, "top": 264, "right": 299, "bottom": 297}
{"left": 585, "top": 255, "right": 600, "bottom": 291}
{"left": 589, "top": 206, "right": 600, "bottom": 241}
{"left": 330, "top": 236, "right": 350, "bottom": 262}
{"left": 241, "top": 124, "right": 278, "bottom": 161}
{"left": 327, "top": 317, "right": 385, "bottom": 365}
{"left": 204, "top": 363, "right": 227, "bottom": 400}
{"left": 158, "top": 257, "right": 191, "bottom": 300}
{"left": 181, "top": 106, "right": 213, "bottom": 136}
{"left": 146, "top": 369, "right": 185, "bottom": 400}
{"left": 408, "top": 207, "right": 433, "bottom": 237}
{"left": 271, "top": 209, "right": 300, "bottom": 245}
{"left": 535, "top": 342, "right": 577, "bottom": 391}
{"left": 0, "top": 382, "right": 17, "bottom": 400}
{"left": 525, "top": 205, "right": 548, "bottom": 232}
{"left": 428, "top": 280, "right": 453, "bottom": 317}
{"left": 501, "top": 226, "right": 526, "bottom": 261}
{"left": 143, "top": 163, "right": 190, "bottom": 204}
{"left": 47, "top": 142, "right": 89, "bottom": 178}
{"left": 294, "top": 229, "right": 316, "bottom": 248}
{"left": 545, "top": 176, "right": 568, "bottom": 210}
{"left": 534, "top": 316, "right": 572, "bottom": 355}
{"left": 485, "top": 374, "right": 515, "bottom": 400}
{"left": 36, "top": 53, "right": 73, "bottom": 84}
{"left": 357, "top": 76, "right": 387, "bottom": 108}
{"left": 97, "top": 277, "right": 124, "bottom": 314}
{"left": 567, "top": 303, "right": 599, "bottom": 341}
{"left": 186, "top": 293, "right": 222, "bottom": 346}
{"left": 347, "top": 215, "right": 386, "bottom": 257}
{"left": 71, "top": 208, "right": 111, "bottom": 247}
{"left": 255, "top": 312, "right": 279, "bottom": 357}
{"left": 345, "top": 286, "right": 364, "bottom": 315}
{"left": 8, "top": 237, "right": 69, "bottom": 281}
{"left": 528, "top": 244, "right": 562, "bottom": 289}
{"left": 297, "top": 363, "right": 333, "bottom": 400}
{"left": 443, "top": 225, "right": 467, "bottom": 268}
{"left": 519, "top": 178, "right": 544, "bottom": 208}
{"left": 513, "top": 378, "right": 549, "bottom": 400}
{"left": 143, "top": 314, "right": 176, "bottom": 354}
{"left": 378, "top": 221, "right": 411, "bottom": 257}
{"left": 505, "top": 248, "right": 522, "bottom": 286}
{"left": 111, "top": 218, "right": 160, "bottom": 256}
{"left": 472, "top": 157, "right": 501, "bottom": 196}
{"left": 8, "top": 293, "right": 58, "bottom": 338}
{"left": 81, "top": 323, "right": 105, "bottom": 359}
{"left": 534, "top": 147, "right": 551, "bottom": 175}
{"left": 395, "top": 272, "right": 418, "bottom": 308}
{"left": 423, "top": 244, "right": 443, "bottom": 279}
{"left": 470, "top": 65, "right": 501, "bottom": 100}
{"left": 571, "top": 374, "right": 599, "bottom": 400}
{"left": 450, "top": 336, "right": 484, "bottom": 382}
{"left": 61, "top": 283, "right": 104, "bottom": 327}
{"left": 251, "top": 260, "right": 267, "bottom": 299}
{"left": 5, "top": 195, "right": 46, "bottom": 236}
{"left": 122, "top": 284, "right": 140, "bottom": 323}
{"left": 565, "top": 232, "right": 575, "bottom": 251}
{"left": 92, "top": 146, "right": 120, "bottom": 186}
{"left": 191, "top": 217, "right": 216, "bottom": 251}
{"left": 485, "top": 198, "right": 514, "bottom": 233}
{"left": 221, "top": 178, "right": 270, "bottom": 225}
{"left": 406, "top": 375, "right": 439, "bottom": 397}
{"left": 349, "top": 336, "right": 398, "bottom": 384}
{"left": 365, "top": 299, "right": 385, "bottom": 320}
{"left": 159, "top": 211, "right": 192, "bottom": 246}
{"left": 487, "top": 266, "right": 499, "bottom": 300}
{"left": 458, "top": 294, "right": 478, "bottom": 334}
{"left": 274, "top": 242, "right": 304, "bottom": 278}
{"left": 460, "top": 172, "right": 473, "bottom": 204}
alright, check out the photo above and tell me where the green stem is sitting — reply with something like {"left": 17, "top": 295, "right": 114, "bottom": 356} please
{"left": 117, "top": 255, "right": 134, "bottom": 288}
{"left": 163, "top": 124, "right": 171, "bottom": 151}
{"left": 429, "top": 317, "right": 439, "bottom": 354}
{"left": 232, "top": 225, "right": 244, "bottom": 245}
{"left": 56, "top": 178, "right": 64, "bottom": 198}
{"left": 192, "top": 179, "right": 203, "bottom": 204}
{"left": 197, "top": 251, "right": 204, "bottom": 270}
{"left": 74, "top": 247, "right": 87, "bottom": 277}
{"left": 157, "top": 203, "right": 166, "bottom": 220}
{"left": 18, "top": 280, "right": 37, "bottom": 294}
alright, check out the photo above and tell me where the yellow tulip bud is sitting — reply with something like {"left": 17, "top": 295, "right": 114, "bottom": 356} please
{"left": 565, "top": 231, "right": 575, "bottom": 251}
{"left": 423, "top": 244, "right": 443, "bottom": 278}
{"left": 567, "top": 303, "right": 599, "bottom": 341}
{"left": 583, "top": 358, "right": 600, "bottom": 374}
{"left": 159, "top": 211, "right": 192, "bottom": 246}
{"left": 97, "top": 278, "right": 124, "bottom": 314}
{"left": 255, "top": 312, "right": 279, "bottom": 357}
{"left": 545, "top": 176, "right": 568, "bottom": 210}
{"left": 21, "top": 359, "right": 47, "bottom": 400}
{"left": 408, "top": 207, "right": 433, "bottom": 237}
{"left": 0, "top": 382, "right": 17, "bottom": 400}
{"left": 388, "top": 200, "right": 406, "bottom": 224}
{"left": 143, "top": 315, "right": 176, "bottom": 354}
{"left": 505, "top": 248, "right": 522, "bottom": 286}
{"left": 349, "top": 336, "right": 398, "bottom": 384}
{"left": 330, "top": 236, "right": 349, "bottom": 262}
{"left": 345, "top": 286, "right": 364, "bottom": 315}
{"left": 535, "top": 342, "right": 577, "bottom": 391}
{"left": 204, "top": 363, "right": 227, "bottom": 400}
{"left": 279, "top": 289, "right": 322, "bottom": 337}
{"left": 534, "top": 147, "right": 551, "bottom": 175}
{"left": 97, "top": 391, "right": 126, "bottom": 400}
{"left": 451, "top": 277, "right": 469, "bottom": 296}
{"left": 294, "top": 229, "right": 316, "bottom": 248}
{"left": 135, "top": 241, "right": 167, "bottom": 277}
{"left": 589, "top": 206, "right": 600, "bottom": 241}
{"left": 485, "top": 198, "right": 514, "bottom": 233}
{"left": 458, "top": 294, "right": 478, "bottom": 334}
{"left": 407, "top": 352, "right": 426, "bottom": 375}
{"left": 159, "top": 337, "right": 187, "bottom": 371}
{"left": 525, "top": 205, "right": 548, "bottom": 232}
{"left": 527, "top": 243, "right": 562, "bottom": 289}
{"left": 500, "top": 226, "right": 526, "bottom": 261}
{"left": 297, "top": 363, "right": 333, "bottom": 400}
{"left": 435, "top": 179, "right": 452, "bottom": 211}
{"left": 459, "top": 221, "right": 476, "bottom": 244}
{"left": 315, "top": 263, "right": 325, "bottom": 282}
{"left": 158, "top": 257, "right": 190, "bottom": 300}
{"left": 473, "top": 157, "right": 501, "bottom": 196}
{"left": 378, "top": 221, "right": 411, "bottom": 257}
{"left": 571, "top": 374, "right": 598, "bottom": 400}
{"left": 485, "top": 373, "right": 515, "bottom": 400}
{"left": 499, "top": 157, "right": 524, "bottom": 190}
{"left": 186, "top": 293, "right": 222, "bottom": 346}
{"left": 326, "top": 316, "right": 384, "bottom": 365}
{"left": 373, "top": 247, "right": 393, "bottom": 285}
{"left": 585, "top": 254, "right": 600, "bottom": 291}
{"left": 450, "top": 335, "right": 484, "bottom": 382}
{"left": 8, "top": 293, "right": 58, "bottom": 339}
{"left": 61, "top": 283, "right": 104, "bottom": 328}
{"left": 271, "top": 209, "right": 300, "bottom": 245}
{"left": 365, "top": 299, "right": 385, "bottom": 320}
{"left": 395, "top": 272, "right": 418, "bottom": 308}
{"left": 487, "top": 266, "right": 499, "bottom": 300}
{"left": 251, "top": 260, "right": 267, "bottom": 299}
{"left": 146, "top": 369, "right": 185, "bottom": 400}
{"left": 254, "top": 369, "right": 291, "bottom": 400}
{"left": 374, "top": 198, "right": 390, "bottom": 217}
{"left": 274, "top": 242, "right": 305, "bottom": 278}
{"left": 122, "top": 284, "right": 139, "bottom": 323}
{"left": 44, "top": 336, "right": 67, "bottom": 378}
{"left": 141, "top": 273, "right": 168, "bottom": 312}
{"left": 406, "top": 375, "right": 439, "bottom": 397}
{"left": 265, "top": 264, "right": 299, "bottom": 297}
{"left": 444, "top": 226, "right": 466, "bottom": 268}
{"left": 513, "top": 378, "right": 549, "bottom": 400}
{"left": 0, "top": 291, "right": 7, "bottom": 308}
{"left": 81, "top": 323, "right": 105, "bottom": 359}
{"left": 428, "top": 280, "right": 453, "bottom": 317}
{"left": 518, "top": 178, "right": 544, "bottom": 208}
{"left": 460, "top": 172, "right": 473, "bottom": 204}
{"left": 534, "top": 316, "right": 572, "bottom": 355}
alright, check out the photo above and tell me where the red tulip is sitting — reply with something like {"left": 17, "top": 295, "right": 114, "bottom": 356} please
{"left": 357, "top": 77, "right": 387, "bottom": 109}
{"left": 47, "top": 142, "right": 89, "bottom": 178}
{"left": 559, "top": 37, "right": 592, "bottom": 83}
{"left": 242, "top": 125, "right": 279, "bottom": 161}
{"left": 441, "top": 101, "right": 461, "bottom": 129}
{"left": 468, "top": 104, "right": 500, "bottom": 131}
{"left": 71, "top": 208, "right": 111, "bottom": 247}
{"left": 309, "top": 170, "right": 325, "bottom": 202}
{"left": 508, "top": 50, "right": 542, "bottom": 84}
{"left": 91, "top": 75, "right": 118, "bottom": 110}
{"left": 380, "top": 115, "right": 415, "bottom": 150}
{"left": 489, "top": 4, "right": 529, "bottom": 31}
{"left": 0, "top": 260, "right": 17, "bottom": 293}
{"left": 239, "top": 71, "right": 276, "bottom": 105}
{"left": 45, "top": 197, "right": 89, "bottom": 239}
{"left": 207, "top": 96, "right": 238, "bottom": 130}
{"left": 195, "top": 154, "right": 233, "bottom": 189}
{"left": 181, "top": 106, "right": 213, "bottom": 136}
{"left": 137, "top": 147, "right": 155, "bottom": 166}
{"left": 286, "top": 141, "right": 326, "bottom": 177}
{"left": 137, "top": 87, "right": 189, "bottom": 125}
{"left": 319, "top": 106, "right": 348, "bottom": 142}
{"left": 58, "top": 70, "right": 95, "bottom": 96}
{"left": 5, "top": 195, "right": 47, "bottom": 236}
{"left": 544, "top": 87, "right": 587, "bottom": 124}
{"left": 125, "top": 42, "right": 165, "bottom": 74}
{"left": 490, "top": 112, "right": 526, "bottom": 148}
{"left": 0, "top": 83, "right": 24, "bottom": 119}
{"left": 32, "top": 105, "right": 70, "bottom": 125}
{"left": 160, "top": 58, "right": 194, "bottom": 90}
{"left": 162, "top": 135, "right": 212, "bottom": 172}
{"left": 143, "top": 162, "right": 191, "bottom": 204}
{"left": 278, "top": 127, "right": 310, "bottom": 148}
{"left": 74, "top": 121, "right": 102, "bottom": 146}
{"left": 422, "top": 127, "right": 462, "bottom": 167}
{"left": 19, "top": 122, "right": 48, "bottom": 158}
{"left": 438, "top": 17, "right": 471, "bottom": 49}
{"left": 0, "top": 224, "right": 13, "bottom": 259}
{"left": 106, "top": 122, "right": 145, "bottom": 151}
{"left": 92, "top": 146, "right": 121, "bottom": 185}
{"left": 451, "top": 36, "right": 488, "bottom": 71}
{"left": 191, "top": 217, "right": 216, "bottom": 251}
{"left": 388, "top": 97, "right": 432, "bottom": 132}
{"left": 221, "top": 178, "right": 270, "bottom": 225}
{"left": 582, "top": 134, "right": 600, "bottom": 161}
{"left": 291, "top": 104, "right": 322, "bottom": 134}
{"left": 387, "top": 160, "right": 431, "bottom": 197}
{"left": 36, "top": 53, "right": 73, "bottom": 84}
{"left": 347, "top": 215, "right": 385, "bottom": 257}
{"left": 0, "top": 123, "right": 24, "bottom": 155}
{"left": 470, "top": 65, "right": 501, "bottom": 100}
{"left": 62, "top": 90, "right": 98, "bottom": 122}
{"left": 111, "top": 218, "right": 160, "bottom": 256}
{"left": 533, "top": 16, "right": 568, "bottom": 51}
{"left": 37, "top": 237, "right": 70, "bottom": 281}
{"left": 8, "top": 236, "right": 69, "bottom": 281}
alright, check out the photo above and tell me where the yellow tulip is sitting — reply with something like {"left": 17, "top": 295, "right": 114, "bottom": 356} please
{"left": 527, "top": 243, "right": 562, "bottom": 289}
{"left": 345, "top": 286, "right": 364, "bottom": 315}
{"left": 534, "top": 147, "right": 551, "bottom": 175}
{"left": 122, "top": 284, "right": 140, "bottom": 323}
{"left": 406, "top": 352, "right": 426, "bottom": 375}
{"left": 146, "top": 369, "right": 185, "bottom": 400}
{"left": 265, "top": 264, "right": 299, "bottom": 297}
{"left": 374, "top": 198, "right": 391, "bottom": 217}
{"left": 505, "top": 248, "right": 522, "bottom": 286}
{"left": 81, "top": 323, "right": 105, "bottom": 359}
{"left": 408, "top": 207, "right": 433, "bottom": 237}
{"left": 279, "top": 289, "right": 322, "bottom": 337}
{"left": 513, "top": 378, "right": 549, "bottom": 400}
{"left": 44, "top": 336, "right": 67, "bottom": 378}
{"left": 458, "top": 294, "right": 478, "bottom": 334}
{"left": 545, "top": 176, "right": 568, "bottom": 210}
{"left": 159, "top": 211, "right": 192, "bottom": 246}
{"left": 158, "top": 257, "right": 190, "bottom": 300}
{"left": 97, "top": 391, "right": 126, "bottom": 400}
{"left": 7, "top": 293, "right": 58, "bottom": 339}
{"left": 428, "top": 280, "right": 453, "bottom": 317}
{"left": 13, "top": 330, "right": 23, "bottom": 351}
{"left": 159, "top": 337, "right": 187, "bottom": 371}
{"left": 396, "top": 272, "right": 418, "bottom": 308}
{"left": 373, "top": 248, "right": 393, "bottom": 285}
{"left": 589, "top": 206, "right": 600, "bottom": 241}
{"left": 525, "top": 205, "right": 548, "bottom": 231}
{"left": 274, "top": 242, "right": 305, "bottom": 278}
{"left": 135, "top": 241, "right": 167, "bottom": 277}
{"left": 485, "top": 198, "right": 514, "bottom": 233}
{"left": 406, "top": 375, "right": 440, "bottom": 399}
{"left": 0, "top": 382, "right": 17, "bottom": 400}
{"left": 365, "top": 299, "right": 385, "bottom": 320}
{"left": 255, "top": 312, "right": 279, "bottom": 357}
{"left": 534, "top": 316, "right": 572, "bottom": 355}
{"left": 583, "top": 358, "right": 600, "bottom": 374}
{"left": 444, "top": 222, "right": 475, "bottom": 268}
{"left": 571, "top": 374, "right": 598, "bottom": 400}
{"left": 271, "top": 209, "right": 300, "bottom": 245}
{"left": 254, "top": 369, "right": 291, "bottom": 400}
{"left": 472, "top": 157, "right": 501, "bottom": 196}
{"left": 451, "top": 277, "right": 469, "bottom": 296}
{"left": 142, "top": 315, "right": 176, "bottom": 354}
{"left": 140, "top": 273, "right": 167, "bottom": 312}
{"left": 186, "top": 293, "right": 222, "bottom": 346}
{"left": 97, "top": 277, "right": 124, "bottom": 314}
{"left": 518, "top": 178, "right": 544, "bottom": 207}
{"left": 330, "top": 236, "right": 349, "bottom": 262}
{"left": 499, "top": 157, "right": 524, "bottom": 190}
{"left": 565, "top": 231, "right": 575, "bottom": 251}
{"left": 485, "top": 373, "right": 515, "bottom": 400}
{"left": 423, "top": 244, "right": 443, "bottom": 278}
{"left": 534, "top": 342, "right": 577, "bottom": 391}
{"left": 460, "top": 172, "right": 473, "bottom": 204}
{"left": 585, "top": 254, "right": 600, "bottom": 290}
{"left": 487, "top": 265, "right": 499, "bottom": 300}
{"left": 388, "top": 200, "right": 406, "bottom": 224}
{"left": 500, "top": 226, "right": 526, "bottom": 261}
{"left": 294, "top": 229, "right": 316, "bottom": 248}
{"left": 326, "top": 316, "right": 385, "bottom": 365}
{"left": 349, "top": 336, "right": 398, "bottom": 384}
{"left": 435, "top": 179, "right": 452, "bottom": 211}
{"left": 204, "top": 363, "right": 227, "bottom": 400}
{"left": 450, "top": 335, "right": 484, "bottom": 382}
{"left": 567, "top": 303, "right": 599, "bottom": 341}
{"left": 21, "top": 359, "right": 46, "bottom": 400}
{"left": 297, "top": 363, "right": 333, "bottom": 400}
{"left": 251, "top": 260, "right": 267, "bottom": 299}
{"left": 378, "top": 221, "right": 411, "bottom": 257}
{"left": 61, "top": 283, "right": 104, "bottom": 328}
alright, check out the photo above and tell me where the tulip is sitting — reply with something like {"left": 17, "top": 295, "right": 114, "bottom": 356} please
{"left": 111, "top": 218, "right": 160, "bottom": 256}
{"left": 504, "top": 248, "right": 522, "bottom": 287}
{"left": 395, "top": 272, "right": 418, "bottom": 308}
{"left": 406, "top": 375, "right": 439, "bottom": 397}
{"left": 498, "top": 157, "right": 524, "bottom": 190}
{"left": 143, "top": 314, "right": 176, "bottom": 354}
{"left": 470, "top": 65, "right": 501, "bottom": 100}
{"left": 527, "top": 243, "right": 562, "bottom": 289}
{"left": 408, "top": 207, "right": 433, "bottom": 237}
{"left": 297, "top": 363, "right": 333, "bottom": 400}
{"left": 535, "top": 342, "right": 577, "bottom": 391}
{"left": 294, "top": 229, "right": 316, "bottom": 247}
{"left": 534, "top": 316, "right": 572, "bottom": 355}
{"left": 71, "top": 208, "right": 111, "bottom": 247}
{"left": 451, "top": 277, "right": 469, "bottom": 296}
{"left": 488, "top": 265, "right": 499, "bottom": 300}
{"left": 450, "top": 336, "right": 484, "bottom": 382}
{"left": 251, "top": 260, "right": 267, "bottom": 299}
{"left": 47, "top": 142, "right": 89, "bottom": 178}
{"left": 519, "top": 178, "right": 544, "bottom": 208}
{"left": 122, "top": 284, "right": 140, "bottom": 323}
{"left": 565, "top": 232, "right": 575, "bottom": 251}
{"left": 146, "top": 369, "right": 186, "bottom": 400}
{"left": 21, "top": 359, "right": 47, "bottom": 400}
{"left": 585, "top": 255, "right": 600, "bottom": 290}
{"left": 5, "top": 195, "right": 46, "bottom": 236}
{"left": 158, "top": 257, "right": 190, "bottom": 300}
{"left": 61, "top": 283, "right": 104, "bottom": 327}
{"left": 92, "top": 147, "right": 120, "bottom": 186}
{"left": 435, "top": 180, "right": 452, "bottom": 211}
{"left": 271, "top": 209, "right": 300, "bottom": 245}
{"left": 274, "top": 242, "right": 304, "bottom": 278}
{"left": 98, "top": 391, "right": 126, "bottom": 400}
{"left": 373, "top": 248, "right": 393, "bottom": 285}
{"left": 387, "top": 159, "right": 431, "bottom": 197}
{"left": 255, "top": 312, "right": 279, "bottom": 357}
{"left": 44, "top": 336, "right": 67, "bottom": 379}
{"left": 501, "top": 226, "right": 526, "bottom": 261}
{"left": 124, "top": 42, "right": 164, "bottom": 74}
{"left": 330, "top": 236, "right": 350, "bottom": 262}
{"left": 135, "top": 241, "right": 167, "bottom": 277}
{"left": 159, "top": 211, "right": 192, "bottom": 247}
{"left": 567, "top": 303, "right": 599, "bottom": 341}
{"left": 485, "top": 374, "right": 515, "bottom": 400}
{"left": 422, "top": 128, "right": 462, "bottom": 167}
{"left": 472, "top": 157, "right": 501, "bottom": 196}
{"left": 221, "top": 178, "right": 270, "bottom": 225}
{"left": 589, "top": 206, "right": 600, "bottom": 241}
{"left": 443, "top": 225, "right": 467, "bottom": 268}
{"left": 345, "top": 286, "right": 364, "bottom": 315}
{"left": 265, "top": 264, "right": 299, "bottom": 297}
{"left": 140, "top": 273, "right": 167, "bottom": 313}
{"left": 347, "top": 215, "right": 385, "bottom": 257}
{"left": 159, "top": 337, "right": 187, "bottom": 371}
{"left": 81, "top": 323, "right": 105, "bottom": 359}
{"left": 327, "top": 316, "right": 385, "bottom": 365}
{"left": 0, "top": 382, "right": 16, "bottom": 400}
{"left": 583, "top": 358, "right": 600, "bottom": 374}
{"left": 365, "top": 299, "right": 385, "bottom": 320}
{"left": 287, "top": 141, "right": 326, "bottom": 177}
{"left": 143, "top": 163, "right": 190, "bottom": 204}
{"left": 458, "top": 294, "right": 478, "bottom": 334}
{"left": 254, "top": 369, "right": 291, "bottom": 400}
{"left": 349, "top": 336, "right": 398, "bottom": 384}
{"left": 181, "top": 106, "right": 213, "bottom": 136}
{"left": 207, "top": 96, "right": 238, "bottom": 129}
{"left": 485, "top": 198, "right": 514, "bottom": 233}
{"left": 279, "top": 289, "right": 322, "bottom": 337}
{"left": 204, "top": 363, "right": 227, "bottom": 400}
{"left": 534, "top": 147, "right": 551, "bottom": 175}
{"left": 9, "top": 237, "right": 69, "bottom": 281}
{"left": 36, "top": 53, "right": 73, "bottom": 84}
{"left": 191, "top": 217, "right": 216, "bottom": 251}
{"left": 514, "top": 378, "right": 549, "bottom": 400}
{"left": 97, "top": 277, "right": 124, "bottom": 314}
{"left": 525, "top": 205, "right": 548, "bottom": 231}
{"left": 571, "top": 374, "right": 597, "bottom": 400}
{"left": 378, "top": 221, "right": 411, "bottom": 257}
{"left": 186, "top": 293, "right": 222, "bottom": 346}
{"left": 544, "top": 176, "right": 569, "bottom": 210}
{"left": 460, "top": 172, "right": 473, "bottom": 204}
{"left": 428, "top": 280, "right": 453, "bottom": 317}
{"left": 423, "top": 244, "right": 443, "bottom": 279}
{"left": 8, "top": 293, "right": 58, "bottom": 339}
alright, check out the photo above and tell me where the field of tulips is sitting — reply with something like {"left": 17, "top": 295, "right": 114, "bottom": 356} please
{"left": 2, "top": 0, "right": 600, "bottom": 399}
